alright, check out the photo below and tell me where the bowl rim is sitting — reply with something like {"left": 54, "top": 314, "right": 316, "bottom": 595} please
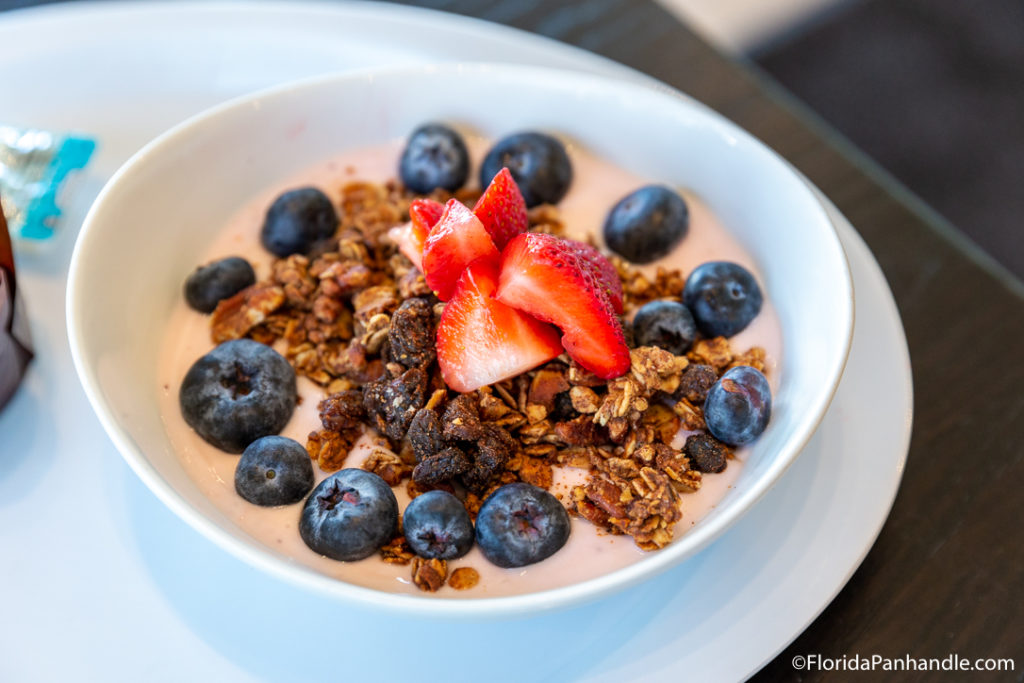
{"left": 67, "top": 62, "right": 854, "bottom": 619}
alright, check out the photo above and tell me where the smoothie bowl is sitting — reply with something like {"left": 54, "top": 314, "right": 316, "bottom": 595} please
{"left": 67, "top": 64, "right": 852, "bottom": 617}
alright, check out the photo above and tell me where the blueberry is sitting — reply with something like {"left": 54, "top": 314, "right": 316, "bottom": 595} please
{"left": 475, "top": 482, "right": 570, "bottom": 568}
{"left": 299, "top": 469, "right": 399, "bottom": 561}
{"left": 183, "top": 256, "right": 256, "bottom": 313}
{"left": 402, "top": 490, "right": 474, "bottom": 560}
{"left": 234, "top": 435, "right": 315, "bottom": 506}
{"left": 260, "top": 187, "right": 338, "bottom": 257}
{"left": 398, "top": 123, "right": 470, "bottom": 194}
{"left": 179, "top": 339, "right": 296, "bottom": 453}
{"left": 603, "top": 185, "right": 689, "bottom": 264}
{"left": 480, "top": 132, "right": 572, "bottom": 208}
{"left": 704, "top": 366, "right": 771, "bottom": 446}
{"left": 682, "top": 261, "right": 763, "bottom": 337}
{"left": 632, "top": 300, "right": 697, "bottom": 354}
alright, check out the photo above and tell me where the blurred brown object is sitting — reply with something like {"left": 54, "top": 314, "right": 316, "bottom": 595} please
{"left": 0, "top": 196, "right": 32, "bottom": 410}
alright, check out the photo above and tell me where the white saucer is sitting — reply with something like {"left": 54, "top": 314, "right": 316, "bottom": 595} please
{"left": 0, "top": 3, "right": 911, "bottom": 680}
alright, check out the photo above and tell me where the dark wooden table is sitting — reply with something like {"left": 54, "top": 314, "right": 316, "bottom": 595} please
{"left": 4, "top": 0, "right": 1021, "bottom": 678}
{"left": 382, "top": 0, "right": 1024, "bottom": 680}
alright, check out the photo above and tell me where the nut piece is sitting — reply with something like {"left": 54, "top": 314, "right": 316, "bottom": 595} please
{"left": 412, "top": 557, "right": 448, "bottom": 592}
{"left": 362, "top": 448, "right": 413, "bottom": 486}
{"left": 379, "top": 535, "right": 414, "bottom": 565}
{"left": 447, "top": 567, "right": 480, "bottom": 590}
{"left": 211, "top": 284, "right": 286, "bottom": 343}
{"left": 305, "top": 427, "right": 361, "bottom": 472}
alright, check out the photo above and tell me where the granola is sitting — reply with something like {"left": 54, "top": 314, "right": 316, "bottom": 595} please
{"left": 210, "top": 178, "right": 769, "bottom": 568}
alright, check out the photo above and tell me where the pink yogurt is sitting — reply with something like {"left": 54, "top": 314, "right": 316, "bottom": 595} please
{"left": 157, "top": 137, "right": 782, "bottom": 598}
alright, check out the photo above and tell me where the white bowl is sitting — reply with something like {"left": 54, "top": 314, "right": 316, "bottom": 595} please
{"left": 67, "top": 63, "right": 853, "bottom": 618}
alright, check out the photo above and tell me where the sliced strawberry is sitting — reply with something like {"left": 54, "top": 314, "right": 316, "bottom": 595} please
{"left": 410, "top": 197, "right": 445, "bottom": 235}
{"left": 496, "top": 233, "right": 631, "bottom": 379}
{"left": 437, "top": 259, "right": 564, "bottom": 393}
{"left": 566, "top": 241, "right": 624, "bottom": 314}
{"left": 388, "top": 222, "right": 424, "bottom": 271}
{"left": 422, "top": 198, "right": 500, "bottom": 301}
{"left": 472, "top": 167, "right": 529, "bottom": 250}
{"left": 388, "top": 198, "right": 446, "bottom": 272}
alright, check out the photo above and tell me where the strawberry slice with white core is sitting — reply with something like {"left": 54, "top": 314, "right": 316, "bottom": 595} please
{"left": 472, "top": 167, "right": 529, "bottom": 251}
{"left": 437, "top": 259, "right": 564, "bottom": 393}
{"left": 496, "top": 233, "right": 631, "bottom": 379}
{"left": 566, "top": 241, "right": 624, "bottom": 314}
{"left": 388, "top": 198, "right": 445, "bottom": 272}
{"left": 422, "top": 198, "right": 500, "bottom": 301}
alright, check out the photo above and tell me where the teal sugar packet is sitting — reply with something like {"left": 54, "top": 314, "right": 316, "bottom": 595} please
{"left": 0, "top": 125, "right": 96, "bottom": 240}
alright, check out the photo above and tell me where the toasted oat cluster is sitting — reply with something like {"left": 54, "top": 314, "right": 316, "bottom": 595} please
{"left": 208, "top": 179, "right": 766, "bottom": 585}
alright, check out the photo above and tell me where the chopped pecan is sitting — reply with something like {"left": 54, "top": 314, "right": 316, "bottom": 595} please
{"left": 527, "top": 367, "right": 570, "bottom": 411}
{"left": 411, "top": 557, "right": 447, "bottom": 592}
{"left": 553, "top": 415, "right": 605, "bottom": 446}
{"left": 211, "top": 284, "right": 285, "bottom": 343}
{"left": 362, "top": 448, "right": 413, "bottom": 486}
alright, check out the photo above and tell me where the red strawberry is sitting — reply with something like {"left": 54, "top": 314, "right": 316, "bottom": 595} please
{"left": 472, "top": 167, "right": 529, "bottom": 250}
{"left": 437, "top": 259, "right": 564, "bottom": 393}
{"left": 566, "top": 241, "right": 624, "bottom": 314}
{"left": 410, "top": 197, "right": 445, "bottom": 234}
{"left": 495, "top": 233, "right": 631, "bottom": 379}
{"left": 422, "top": 199, "right": 500, "bottom": 301}
{"left": 388, "top": 198, "right": 445, "bottom": 271}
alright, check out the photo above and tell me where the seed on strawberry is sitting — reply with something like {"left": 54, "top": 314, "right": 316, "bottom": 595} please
{"left": 495, "top": 233, "right": 630, "bottom": 379}
{"left": 421, "top": 199, "right": 500, "bottom": 301}
{"left": 437, "top": 259, "right": 563, "bottom": 393}
{"left": 472, "top": 167, "right": 528, "bottom": 251}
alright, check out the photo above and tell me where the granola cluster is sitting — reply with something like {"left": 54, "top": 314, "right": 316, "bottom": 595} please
{"left": 209, "top": 179, "right": 767, "bottom": 587}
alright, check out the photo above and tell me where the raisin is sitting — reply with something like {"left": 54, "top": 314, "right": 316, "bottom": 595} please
{"left": 442, "top": 394, "right": 483, "bottom": 441}
{"left": 684, "top": 433, "right": 730, "bottom": 473}
{"left": 388, "top": 298, "right": 436, "bottom": 369}
{"left": 412, "top": 447, "right": 472, "bottom": 486}
{"left": 318, "top": 389, "right": 366, "bottom": 431}
{"left": 408, "top": 408, "right": 445, "bottom": 463}
{"left": 675, "top": 364, "right": 718, "bottom": 404}
{"left": 363, "top": 367, "right": 428, "bottom": 443}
